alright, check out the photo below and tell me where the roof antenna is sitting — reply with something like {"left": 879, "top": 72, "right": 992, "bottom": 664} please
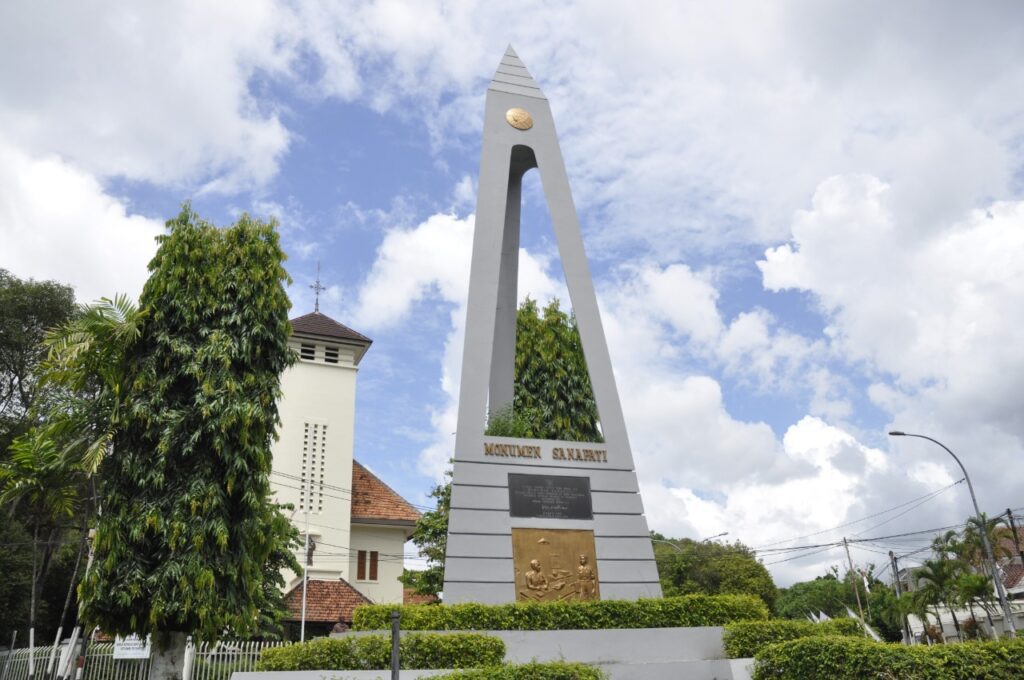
{"left": 310, "top": 261, "right": 326, "bottom": 313}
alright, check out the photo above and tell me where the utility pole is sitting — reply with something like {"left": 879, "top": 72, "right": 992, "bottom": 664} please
{"left": 889, "top": 431, "right": 1017, "bottom": 637}
{"left": 890, "top": 550, "right": 913, "bottom": 645}
{"left": 300, "top": 471, "right": 312, "bottom": 643}
{"left": 1006, "top": 509, "right": 1024, "bottom": 565}
{"left": 843, "top": 537, "right": 867, "bottom": 635}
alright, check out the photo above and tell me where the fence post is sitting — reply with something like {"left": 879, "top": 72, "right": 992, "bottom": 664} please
{"left": 181, "top": 637, "right": 194, "bottom": 680}
{"left": 390, "top": 611, "right": 400, "bottom": 680}
{"left": 1, "top": 631, "right": 18, "bottom": 680}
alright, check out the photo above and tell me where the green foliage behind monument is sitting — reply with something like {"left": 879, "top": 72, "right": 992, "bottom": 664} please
{"left": 485, "top": 299, "right": 602, "bottom": 443}
{"left": 80, "top": 206, "right": 299, "bottom": 640}
{"left": 652, "top": 533, "right": 777, "bottom": 611}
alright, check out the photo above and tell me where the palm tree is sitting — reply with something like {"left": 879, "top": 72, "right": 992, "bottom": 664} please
{"left": 0, "top": 430, "right": 81, "bottom": 678}
{"left": 958, "top": 571, "right": 997, "bottom": 639}
{"left": 917, "top": 557, "right": 965, "bottom": 641}
{"left": 0, "top": 295, "right": 144, "bottom": 677}
{"left": 961, "top": 513, "right": 1014, "bottom": 572}
{"left": 39, "top": 294, "right": 146, "bottom": 473}
{"left": 900, "top": 588, "right": 941, "bottom": 643}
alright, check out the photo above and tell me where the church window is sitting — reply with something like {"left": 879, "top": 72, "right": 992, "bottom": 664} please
{"left": 357, "top": 550, "right": 379, "bottom": 581}
{"left": 300, "top": 343, "right": 316, "bottom": 360}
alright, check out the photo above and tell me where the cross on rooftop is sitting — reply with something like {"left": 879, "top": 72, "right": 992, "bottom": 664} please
{"left": 310, "top": 262, "right": 326, "bottom": 313}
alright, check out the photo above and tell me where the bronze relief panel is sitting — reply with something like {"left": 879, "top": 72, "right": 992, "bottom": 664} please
{"left": 511, "top": 528, "right": 600, "bottom": 602}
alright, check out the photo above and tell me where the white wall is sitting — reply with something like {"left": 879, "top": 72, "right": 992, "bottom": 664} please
{"left": 349, "top": 524, "right": 408, "bottom": 604}
{"left": 271, "top": 337, "right": 359, "bottom": 585}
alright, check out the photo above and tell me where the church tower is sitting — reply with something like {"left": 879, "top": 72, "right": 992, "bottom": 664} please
{"left": 270, "top": 310, "right": 420, "bottom": 634}
{"left": 272, "top": 311, "right": 372, "bottom": 581}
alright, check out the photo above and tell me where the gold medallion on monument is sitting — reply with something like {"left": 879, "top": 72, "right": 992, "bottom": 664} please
{"left": 511, "top": 528, "right": 599, "bottom": 602}
{"left": 505, "top": 108, "right": 533, "bottom": 130}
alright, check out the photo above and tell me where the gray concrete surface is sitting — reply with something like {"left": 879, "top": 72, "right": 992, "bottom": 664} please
{"left": 443, "top": 46, "right": 661, "bottom": 604}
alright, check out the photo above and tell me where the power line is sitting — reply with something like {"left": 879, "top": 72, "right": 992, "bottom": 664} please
{"left": 753, "top": 478, "right": 964, "bottom": 551}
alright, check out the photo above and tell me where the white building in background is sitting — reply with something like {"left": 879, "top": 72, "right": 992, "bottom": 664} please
{"left": 269, "top": 311, "right": 420, "bottom": 636}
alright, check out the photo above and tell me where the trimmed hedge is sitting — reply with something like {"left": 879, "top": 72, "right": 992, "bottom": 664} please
{"left": 256, "top": 633, "right": 504, "bottom": 671}
{"left": 752, "top": 636, "right": 1024, "bottom": 679}
{"left": 353, "top": 594, "right": 768, "bottom": 631}
{"left": 433, "top": 662, "right": 605, "bottom": 679}
{"left": 723, "top": 618, "right": 863, "bottom": 658}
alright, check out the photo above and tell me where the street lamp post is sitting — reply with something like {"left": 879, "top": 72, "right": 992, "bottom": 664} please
{"left": 650, "top": 538, "right": 684, "bottom": 554}
{"left": 889, "top": 430, "right": 1017, "bottom": 637}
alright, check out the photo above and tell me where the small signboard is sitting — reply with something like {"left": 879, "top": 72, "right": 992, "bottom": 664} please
{"left": 508, "top": 473, "right": 593, "bottom": 520}
{"left": 113, "top": 634, "right": 150, "bottom": 660}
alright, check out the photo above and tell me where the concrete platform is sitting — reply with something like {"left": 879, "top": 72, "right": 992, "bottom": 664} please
{"left": 235, "top": 627, "right": 755, "bottom": 680}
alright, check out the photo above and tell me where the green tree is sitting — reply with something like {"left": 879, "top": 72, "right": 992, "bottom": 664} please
{"left": 916, "top": 556, "right": 965, "bottom": 640}
{"left": 496, "top": 298, "right": 602, "bottom": 443}
{"left": 652, "top": 533, "right": 777, "bottom": 610}
{"left": 0, "top": 269, "right": 76, "bottom": 642}
{"left": 79, "top": 205, "right": 297, "bottom": 642}
{"left": 957, "top": 571, "right": 997, "bottom": 638}
{"left": 40, "top": 295, "right": 147, "bottom": 476}
{"left": 0, "top": 430, "right": 82, "bottom": 668}
{"left": 0, "top": 269, "right": 76, "bottom": 451}
{"left": 400, "top": 472, "right": 451, "bottom": 599}
{"left": 961, "top": 512, "right": 1013, "bottom": 570}
{"left": 775, "top": 570, "right": 851, "bottom": 620}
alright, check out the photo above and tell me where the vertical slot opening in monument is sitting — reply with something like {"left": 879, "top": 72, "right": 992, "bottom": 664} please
{"left": 485, "top": 144, "right": 603, "bottom": 443}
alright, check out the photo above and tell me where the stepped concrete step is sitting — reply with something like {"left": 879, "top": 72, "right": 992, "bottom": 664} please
{"left": 492, "top": 627, "right": 727, "bottom": 664}
{"left": 595, "top": 659, "right": 754, "bottom": 680}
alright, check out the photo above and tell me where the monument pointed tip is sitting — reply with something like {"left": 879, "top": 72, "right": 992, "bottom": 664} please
{"left": 490, "top": 46, "right": 546, "bottom": 100}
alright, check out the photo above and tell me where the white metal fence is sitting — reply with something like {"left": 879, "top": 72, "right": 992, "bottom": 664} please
{"left": 81, "top": 644, "right": 151, "bottom": 680}
{"left": 1, "top": 638, "right": 286, "bottom": 680}
{"left": 0, "top": 645, "right": 62, "bottom": 680}
{"left": 184, "top": 641, "right": 286, "bottom": 680}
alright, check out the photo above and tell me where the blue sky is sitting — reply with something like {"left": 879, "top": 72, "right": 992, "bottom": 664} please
{"left": 3, "top": 1, "right": 1024, "bottom": 585}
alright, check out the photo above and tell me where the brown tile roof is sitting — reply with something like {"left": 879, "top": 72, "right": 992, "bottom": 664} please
{"left": 996, "top": 526, "right": 1024, "bottom": 559}
{"left": 283, "top": 578, "right": 371, "bottom": 623}
{"left": 1003, "top": 563, "right": 1024, "bottom": 590}
{"left": 403, "top": 588, "right": 439, "bottom": 605}
{"left": 290, "top": 311, "right": 372, "bottom": 344}
{"left": 352, "top": 461, "right": 421, "bottom": 525}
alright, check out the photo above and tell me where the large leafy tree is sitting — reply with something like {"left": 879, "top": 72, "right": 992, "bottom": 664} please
{"left": 0, "top": 270, "right": 76, "bottom": 643}
{"left": 776, "top": 567, "right": 902, "bottom": 642}
{"left": 400, "top": 472, "right": 451, "bottom": 599}
{"left": 0, "top": 270, "right": 76, "bottom": 450}
{"left": 79, "top": 206, "right": 296, "bottom": 640}
{"left": 0, "top": 432, "right": 80, "bottom": 657}
{"left": 651, "top": 533, "right": 777, "bottom": 610}
{"left": 494, "top": 298, "right": 602, "bottom": 443}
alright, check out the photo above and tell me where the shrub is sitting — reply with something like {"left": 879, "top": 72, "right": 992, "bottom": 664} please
{"left": 433, "top": 662, "right": 606, "bottom": 679}
{"left": 353, "top": 594, "right": 768, "bottom": 631}
{"left": 723, "top": 618, "right": 864, "bottom": 658}
{"left": 256, "top": 633, "right": 504, "bottom": 670}
{"left": 752, "top": 636, "right": 1024, "bottom": 679}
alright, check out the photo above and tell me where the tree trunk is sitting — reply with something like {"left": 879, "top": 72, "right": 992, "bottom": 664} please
{"left": 932, "top": 607, "right": 945, "bottom": 642}
{"left": 981, "top": 599, "right": 998, "bottom": 639}
{"left": 948, "top": 603, "right": 961, "bottom": 640}
{"left": 149, "top": 632, "right": 188, "bottom": 680}
{"left": 58, "top": 523, "right": 88, "bottom": 632}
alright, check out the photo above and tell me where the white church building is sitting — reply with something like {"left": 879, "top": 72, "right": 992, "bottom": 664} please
{"left": 269, "top": 311, "right": 420, "bottom": 636}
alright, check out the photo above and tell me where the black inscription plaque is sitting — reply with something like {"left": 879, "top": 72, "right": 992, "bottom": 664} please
{"left": 508, "top": 473, "right": 593, "bottom": 520}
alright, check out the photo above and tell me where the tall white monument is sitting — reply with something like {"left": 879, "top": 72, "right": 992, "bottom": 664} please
{"left": 443, "top": 47, "right": 662, "bottom": 604}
